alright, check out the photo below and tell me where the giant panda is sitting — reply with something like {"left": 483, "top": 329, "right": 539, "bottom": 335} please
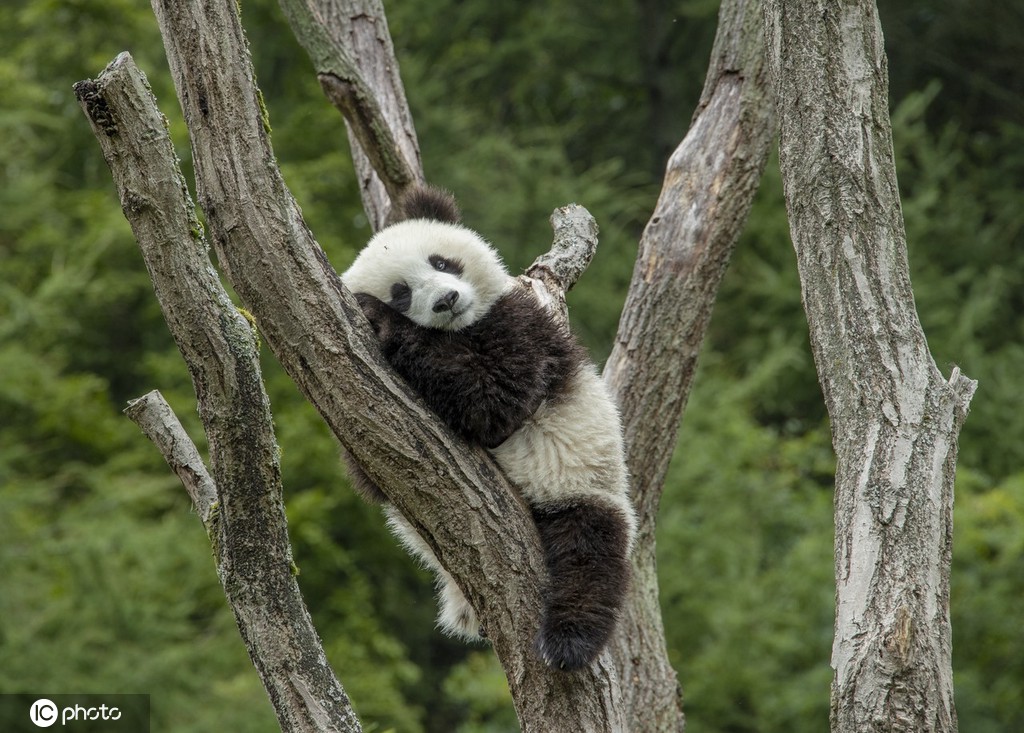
{"left": 341, "top": 185, "right": 636, "bottom": 671}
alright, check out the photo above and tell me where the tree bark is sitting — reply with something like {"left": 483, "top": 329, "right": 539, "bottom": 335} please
{"left": 761, "top": 2, "right": 976, "bottom": 731}
{"left": 603, "top": 0, "right": 776, "bottom": 728}
{"left": 75, "top": 54, "right": 361, "bottom": 733}
{"left": 279, "top": 0, "right": 423, "bottom": 229}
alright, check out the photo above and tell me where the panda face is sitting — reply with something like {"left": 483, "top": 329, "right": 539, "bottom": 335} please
{"left": 342, "top": 220, "right": 510, "bottom": 332}
{"left": 388, "top": 251, "right": 475, "bottom": 330}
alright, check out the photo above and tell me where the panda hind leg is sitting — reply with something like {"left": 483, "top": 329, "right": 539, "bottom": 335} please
{"left": 436, "top": 568, "right": 484, "bottom": 640}
{"left": 531, "top": 499, "right": 632, "bottom": 671}
{"left": 384, "top": 506, "right": 484, "bottom": 640}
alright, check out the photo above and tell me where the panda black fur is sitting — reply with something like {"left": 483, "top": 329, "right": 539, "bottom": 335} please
{"left": 342, "top": 185, "right": 636, "bottom": 671}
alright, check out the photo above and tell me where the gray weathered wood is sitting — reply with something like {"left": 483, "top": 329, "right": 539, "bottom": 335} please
{"left": 761, "top": 1, "right": 976, "bottom": 731}
{"left": 602, "top": 0, "right": 776, "bottom": 728}
{"left": 75, "top": 53, "right": 362, "bottom": 733}
{"left": 124, "top": 391, "right": 218, "bottom": 525}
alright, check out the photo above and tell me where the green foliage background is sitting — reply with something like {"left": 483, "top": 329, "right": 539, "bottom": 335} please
{"left": 1, "top": 1, "right": 1021, "bottom": 731}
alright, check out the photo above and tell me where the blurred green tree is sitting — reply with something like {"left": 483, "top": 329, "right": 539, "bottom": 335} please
{"left": 1, "top": 0, "right": 1020, "bottom": 730}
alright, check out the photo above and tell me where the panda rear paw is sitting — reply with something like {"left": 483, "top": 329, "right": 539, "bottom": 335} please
{"left": 529, "top": 499, "right": 632, "bottom": 671}
{"left": 438, "top": 578, "right": 484, "bottom": 642}
{"left": 534, "top": 619, "right": 605, "bottom": 671}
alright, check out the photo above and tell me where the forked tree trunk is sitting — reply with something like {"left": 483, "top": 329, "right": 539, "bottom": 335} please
{"left": 83, "top": 0, "right": 624, "bottom": 730}
{"left": 76, "top": 54, "right": 362, "bottom": 733}
{"left": 762, "top": 2, "right": 976, "bottom": 731}
{"left": 604, "top": 0, "right": 775, "bottom": 729}
{"left": 286, "top": 0, "right": 777, "bottom": 730}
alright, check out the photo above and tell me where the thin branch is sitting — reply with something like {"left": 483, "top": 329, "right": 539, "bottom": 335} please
{"left": 602, "top": 0, "right": 776, "bottom": 728}
{"left": 76, "top": 52, "right": 361, "bottom": 733}
{"left": 316, "top": 73, "right": 415, "bottom": 199}
{"left": 124, "top": 390, "right": 217, "bottom": 526}
{"left": 279, "top": 0, "right": 424, "bottom": 229}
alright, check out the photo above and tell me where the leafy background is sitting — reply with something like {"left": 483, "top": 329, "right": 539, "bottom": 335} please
{"left": 1, "top": 1, "right": 1021, "bottom": 731}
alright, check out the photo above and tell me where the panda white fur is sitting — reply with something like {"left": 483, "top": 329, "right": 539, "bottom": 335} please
{"left": 341, "top": 185, "right": 636, "bottom": 670}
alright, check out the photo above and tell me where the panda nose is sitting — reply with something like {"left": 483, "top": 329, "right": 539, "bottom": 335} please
{"left": 433, "top": 290, "right": 460, "bottom": 313}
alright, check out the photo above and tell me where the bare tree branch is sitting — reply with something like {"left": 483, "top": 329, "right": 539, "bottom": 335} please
{"left": 279, "top": 0, "right": 424, "bottom": 229}
{"left": 124, "top": 390, "right": 218, "bottom": 526}
{"left": 762, "top": 1, "right": 976, "bottom": 730}
{"left": 75, "top": 52, "right": 361, "bottom": 733}
{"left": 602, "top": 0, "right": 776, "bottom": 727}
{"left": 519, "top": 204, "right": 601, "bottom": 323}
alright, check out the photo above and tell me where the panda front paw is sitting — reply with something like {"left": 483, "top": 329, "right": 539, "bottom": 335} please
{"left": 353, "top": 292, "right": 393, "bottom": 337}
{"left": 354, "top": 292, "right": 418, "bottom": 349}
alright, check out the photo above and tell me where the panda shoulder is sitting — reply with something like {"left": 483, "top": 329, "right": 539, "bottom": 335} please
{"left": 486, "top": 288, "right": 556, "bottom": 329}
{"left": 479, "top": 288, "right": 588, "bottom": 376}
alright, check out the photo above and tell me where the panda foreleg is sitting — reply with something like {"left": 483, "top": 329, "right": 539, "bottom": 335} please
{"left": 530, "top": 499, "right": 632, "bottom": 671}
{"left": 352, "top": 292, "right": 533, "bottom": 446}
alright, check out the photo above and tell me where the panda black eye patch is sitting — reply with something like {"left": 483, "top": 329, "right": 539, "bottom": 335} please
{"left": 428, "top": 254, "right": 464, "bottom": 275}
{"left": 389, "top": 282, "right": 412, "bottom": 313}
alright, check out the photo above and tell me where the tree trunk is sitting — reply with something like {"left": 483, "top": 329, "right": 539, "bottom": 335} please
{"left": 761, "top": 1, "right": 976, "bottom": 731}
{"left": 76, "top": 54, "right": 362, "bottom": 733}
{"left": 604, "top": 0, "right": 775, "bottom": 728}
{"left": 278, "top": 0, "right": 423, "bottom": 229}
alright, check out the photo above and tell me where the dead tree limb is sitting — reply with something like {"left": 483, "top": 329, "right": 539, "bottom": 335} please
{"left": 602, "top": 0, "right": 777, "bottom": 728}
{"left": 75, "top": 53, "right": 361, "bottom": 733}
{"left": 762, "top": 1, "right": 976, "bottom": 731}
{"left": 124, "top": 391, "right": 218, "bottom": 525}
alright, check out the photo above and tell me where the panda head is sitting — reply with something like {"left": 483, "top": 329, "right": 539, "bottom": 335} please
{"left": 342, "top": 219, "right": 511, "bottom": 331}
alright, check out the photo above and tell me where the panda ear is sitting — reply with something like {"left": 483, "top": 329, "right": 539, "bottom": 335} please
{"left": 395, "top": 184, "right": 461, "bottom": 224}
